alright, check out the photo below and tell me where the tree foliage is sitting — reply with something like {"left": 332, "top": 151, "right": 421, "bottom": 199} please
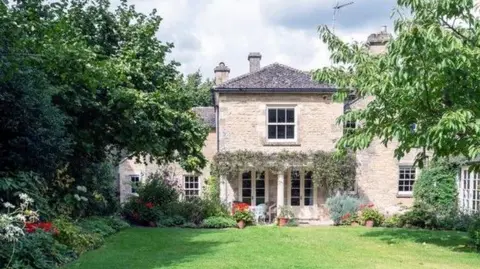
{"left": 179, "top": 70, "right": 214, "bottom": 107}
{"left": 0, "top": 0, "right": 208, "bottom": 177}
{"left": 314, "top": 0, "right": 480, "bottom": 166}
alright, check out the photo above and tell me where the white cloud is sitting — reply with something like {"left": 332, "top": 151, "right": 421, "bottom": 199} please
{"left": 118, "top": 0, "right": 395, "bottom": 79}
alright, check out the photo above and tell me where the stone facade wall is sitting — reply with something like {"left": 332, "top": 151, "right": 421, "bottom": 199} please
{"left": 350, "top": 96, "right": 417, "bottom": 214}
{"left": 218, "top": 92, "right": 343, "bottom": 152}
{"left": 118, "top": 130, "right": 217, "bottom": 203}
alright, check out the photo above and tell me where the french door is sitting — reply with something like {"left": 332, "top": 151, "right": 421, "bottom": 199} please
{"left": 239, "top": 171, "right": 268, "bottom": 206}
{"left": 288, "top": 169, "right": 315, "bottom": 206}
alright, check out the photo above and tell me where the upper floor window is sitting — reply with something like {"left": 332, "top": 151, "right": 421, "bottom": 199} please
{"left": 267, "top": 107, "right": 296, "bottom": 141}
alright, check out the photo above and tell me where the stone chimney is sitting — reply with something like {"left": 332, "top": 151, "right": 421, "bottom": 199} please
{"left": 248, "top": 52, "right": 262, "bottom": 73}
{"left": 366, "top": 26, "right": 392, "bottom": 55}
{"left": 214, "top": 62, "right": 230, "bottom": 85}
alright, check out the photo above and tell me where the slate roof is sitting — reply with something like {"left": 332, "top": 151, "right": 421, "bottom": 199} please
{"left": 192, "top": 107, "right": 215, "bottom": 128}
{"left": 213, "top": 63, "right": 335, "bottom": 92}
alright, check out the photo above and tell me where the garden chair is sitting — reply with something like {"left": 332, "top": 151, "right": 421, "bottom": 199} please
{"left": 253, "top": 204, "right": 267, "bottom": 224}
{"left": 267, "top": 202, "right": 277, "bottom": 223}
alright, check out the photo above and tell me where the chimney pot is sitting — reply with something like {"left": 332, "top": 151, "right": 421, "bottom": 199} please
{"left": 214, "top": 62, "right": 230, "bottom": 85}
{"left": 248, "top": 52, "right": 262, "bottom": 73}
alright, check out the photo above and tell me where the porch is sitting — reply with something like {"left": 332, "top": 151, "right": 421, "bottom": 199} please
{"left": 220, "top": 169, "right": 330, "bottom": 220}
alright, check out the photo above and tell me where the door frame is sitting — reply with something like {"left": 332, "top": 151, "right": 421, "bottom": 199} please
{"left": 238, "top": 170, "right": 269, "bottom": 206}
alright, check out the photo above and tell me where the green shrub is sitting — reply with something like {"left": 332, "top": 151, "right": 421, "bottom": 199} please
{"left": 53, "top": 218, "right": 104, "bottom": 255}
{"left": 121, "top": 198, "right": 164, "bottom": 225}
{"left": 77, "top": 217, "right": 116, "bottom": 237}
{"left": 0, "top": 230, "right": 76, "bottom": 269}
{"left": 326, "top": 195, "right": 362, "bottom": 225}
{"left": 157, "top": 215, "right": 186, "bottom": 227}
{"left": 360, "top": 208, "right": 384, "bottom": 226}
{"left": 413, "top": 165, "right": 457, "bottom": 211}
{"left": 81, "top": 162, "right": 120, "bottom": 216}
{"left": 163, "top": 198, "right": 229, "bottom": 225}
{"left": 181, "top": 222, "right": 198, "bottom": 229}
{"left": 286, "top": 219, "right": 299, "bottom": 227}
{"left": 136, "top": 173, "right": 180, "bottom": 206}
{"left": 103, "top": 216, "right": 130, "bottom": 231}
{"left": 468, "top": 217, "right": 480, "bottom": 250}
{"left": 201, "top": 216, "right": 236, "bottom": 228}
{"left": 383, "top": 214, "right": 402, "bottom": 228}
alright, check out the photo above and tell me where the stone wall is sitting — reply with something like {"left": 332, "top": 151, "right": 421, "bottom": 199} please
{"left": 118, "top": 130, "right": 217, "bottom": 203}
{"left": 218, "top": 92, "right": 343, "bottom": 152}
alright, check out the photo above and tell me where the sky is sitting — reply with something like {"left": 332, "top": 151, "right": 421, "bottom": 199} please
{"left": 114, "top": 0, "right": 398, "bottom": 78}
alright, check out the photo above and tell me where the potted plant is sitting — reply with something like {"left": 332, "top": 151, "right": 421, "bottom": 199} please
{"left": 360, "top": 207, "right": 384, "bottom": 228}
{"left": 277, "top": 206, "right": 295, "bottom": 227}
{"left": 233, "top": 209, "right": 253, "bottom": 229}
{"left": 340, "top": 212, "right": 359, "bottom": 226}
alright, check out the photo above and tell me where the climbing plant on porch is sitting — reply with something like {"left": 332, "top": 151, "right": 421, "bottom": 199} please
{"left": 211, "top": 150, "right": 357, "bottom": 194}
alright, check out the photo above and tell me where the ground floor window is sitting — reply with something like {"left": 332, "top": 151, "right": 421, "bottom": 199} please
{"left": 398, "top": 166, "right": 416, "bottom": 195}
{"left": 459, "top": 167, "right": 480, "bottom": 213}
{"left": 130, "top": 175, "right": 140, "bottom": 193}
{"left": 184, "top": 175, "right": 199, "bottom": 199}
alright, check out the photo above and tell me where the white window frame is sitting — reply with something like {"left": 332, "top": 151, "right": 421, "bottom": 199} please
{"left": 459, "top": 166, "right": 480, "bottom": 214}
{"left": 266, "top": 106, "right": 297, "bottom": 143}
{"left": 130, "top": 175, "right": 140, "bottom": 193}
{"left": 398, "top": 165, "right": 416, "bottom": 196}
{"left": 184, "top": 175, "right": 200, "bottom": 199}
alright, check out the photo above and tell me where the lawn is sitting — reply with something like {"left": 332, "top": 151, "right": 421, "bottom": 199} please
{"left": 66, "top": 226, "right": 480, "bottom": 269}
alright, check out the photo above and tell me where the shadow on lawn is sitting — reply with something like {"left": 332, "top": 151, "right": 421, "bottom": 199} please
{"left": 128, "top": 228, "right": 232, "bottom": 269}
{"left": 360, "top": 228, "right": 475, "bottom": 253}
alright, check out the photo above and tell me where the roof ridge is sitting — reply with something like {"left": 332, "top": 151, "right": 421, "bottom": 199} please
{"left": 272, "top": 62, "right": 311, "bottom": 76}
{"left": 215, "top": 62, "right": 280, "bottom": 88}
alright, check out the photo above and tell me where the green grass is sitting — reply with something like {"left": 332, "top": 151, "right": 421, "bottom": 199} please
{"left": 66, "top": 226, "right": 480, "bottom": 269}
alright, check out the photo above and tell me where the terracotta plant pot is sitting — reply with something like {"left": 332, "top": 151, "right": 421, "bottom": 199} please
{"left": 278, "top": 217, "right": 289, "bottom": 227}
{"left": 351, "top": 222, "right": 360, "bottom": 227}
{"left": 365, "top": 220, "right": 374, "bottom": 228}
{"left": 237, "top": 220, "right": 246, "bottom": 229}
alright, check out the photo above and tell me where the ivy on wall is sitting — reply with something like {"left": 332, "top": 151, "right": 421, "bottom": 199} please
{"left": 211, "top": 150, "right": 357, "bottom": 194}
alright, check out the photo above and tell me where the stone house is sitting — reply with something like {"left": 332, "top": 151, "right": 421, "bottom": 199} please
{"left": 118, "top": 28, "right": 420, "bottom": 220}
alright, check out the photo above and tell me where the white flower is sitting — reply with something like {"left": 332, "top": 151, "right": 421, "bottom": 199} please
{"left": 76, "top": 186, "right": 87, "bottom": 192}
{"left": 80, "top": 196, "right": 88, "bottom": 202}
{"left": 3, "top": 202, "right": 15, "bottom": 209}
{"left": 131, "top": 193, "right": 139, "bottom": 197}
{"left": 74, "top": 194, "right": 81, "bottom": 201}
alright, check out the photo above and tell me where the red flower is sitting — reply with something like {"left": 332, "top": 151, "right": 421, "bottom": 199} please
{"left": 368, "top": 203, "right": 374, "bottom": 208}
{"left": 145, "top": 202, "right": 154, "bottom": 209}
{"left": 25, "top": 222, "right": 57, "bottom": 234}
{"left": 341, "top": 213, "right": 351, "bottom": 220}
{"left": 232, "top": 202, "right": 250, "bottom": 214}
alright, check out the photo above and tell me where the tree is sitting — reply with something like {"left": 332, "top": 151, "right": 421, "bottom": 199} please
{"left": 179, "top": 70, "right": 215, "bottom": 107}
{"left": 0, "top": 0, "right": 209, "bottom": 177}
{"left": 314, "top": 0, "right": 480, "bottom": 166}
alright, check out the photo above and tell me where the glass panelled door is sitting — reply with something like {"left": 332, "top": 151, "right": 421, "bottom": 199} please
{"left": 255, "top": 171, "right": 266, "bottom": 205}
{"left": 290, "top": 170, "right": 301, "bottom": 206}
{"left": 241, "top": 171, "right": 252, "bottom": 205}
{"left": 290, "top": 169, "right": 315, "bottom": 206}
{"left": 240, "top": 171, "right": 268, "bottom": 206}
{"left": 304, "top": 171, "right": 314, "bottom": 206}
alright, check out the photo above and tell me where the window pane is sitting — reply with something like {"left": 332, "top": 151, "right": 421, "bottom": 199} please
{"left": 256, "top": 198, "right": 265, "bottom": 205}
{"left": 287, "top": 109, "right": 295, "bottom": 123}
{"left": 268, "top": 125, "right": 276, "bottom": 139}
{"left": 242, "top": 180, "right": 252, "bottom": 188}
{"left": 305, "top": 180, "right": 312, "bottom": 188}
{"left": 242, "top": 171, "right": 252, "bottom": 179}
{"left": 256, "top": 188, "right": 265, "bottom": 196}
{"left": 278, "top": 109, "right": 286, "bottom": 123}
{"left": 256, "top": 180, "right": 265, "bottom": 188}
{"left": 243, "top": 189, "right": 252, "bottom": 197}
{"left": 243, "top": 198, "right": 252, "bottom": 205}
{"left": 277, "top": 125, "right": 286, "bottom": 139}
{"left": 304, "top": 188, "right": 312, "bottom": 197}
{"left": 291, "top": 189, "right": 300, "bottom": 196}
{"left": 291, "top": 179, "right": 300, "bottom": 188}
{"left": 304, "top": 197, "right": 313, "bottom": 206}
{"left": 286, "top": 125, "right": 294, "bottom": 139}
{"left": 291, "top": 198, "right": 300, "bottom": 206}
{"left": 268, "top": 109, "right": 276, "bottom": 123}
